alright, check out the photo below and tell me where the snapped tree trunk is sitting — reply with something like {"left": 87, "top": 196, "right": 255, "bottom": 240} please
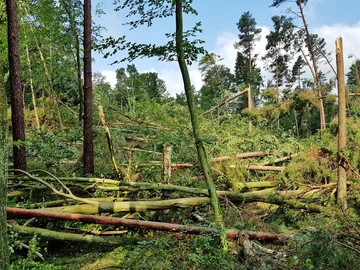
{"left": 162, "top": 144, "right": 172, "bottom": 183}
{"left": 83, "top": 0, "right": 94, "bottom": 174}
{"left": 175, "top": 0, "right": 227, "bottom": 249}
{"left": 6, "top": 0, "right": 27, "bottom": 171}
{"left": 0, "top": 48, "right": 9, "bottom": 270}
{"left": 336, "top": 37, "right": 347, "bottom": 210}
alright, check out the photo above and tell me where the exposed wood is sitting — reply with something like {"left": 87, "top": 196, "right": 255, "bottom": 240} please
{"left": 162, "top": 144, "right": 172, "bottom": 183}
{"left": 7, "top": 207, "right": 291, "bottom": 242}
{"left": 98, "top": 106, "right": 125, "bottom": 180}
{"left": 202, "top": 88, "right": 248, "bottom": 116}
{"left": 336, "top": 37, "right": 347, "bottom": 210}
{"left": 235, "top": 151, "right": 279, "bottom": 159}
{"left": 259, "top": 154, "right": 299, "bottom": 166}
{"left": 229, "top": 165, "right": 285, "bottom": 172}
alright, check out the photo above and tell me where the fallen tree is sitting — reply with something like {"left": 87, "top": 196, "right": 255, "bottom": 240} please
{"left": 8, "top": 221, "right": 137, "bottom": 245}
{"left": 7, "top": 207, "right": 290, "bottom": 243}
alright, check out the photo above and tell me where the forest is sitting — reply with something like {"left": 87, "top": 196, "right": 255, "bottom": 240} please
{"left": 1, "top": 0, "right": 360, "bottom": 269}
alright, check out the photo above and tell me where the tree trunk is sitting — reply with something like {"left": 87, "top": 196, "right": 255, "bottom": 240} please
{"left": 83, "top": 0, "right": 94, "bottom": 174}
{"left": 7, "top": 207, "right": 291, "bottom": 242}
{"left": 0, "top": 49, "right": 9, "bottom": 270}
{"left": 175, "top": 0, "right": 227, "bottom": 249}
{"left": 336, "top": 37, "right": 347, "bottom": 210}
{"left": 162, "top": 144, "right": 172, "bottom": 183}
{"left": 297, "top": 1, "right": 326, "bottom": 130}
{"left": 6, "top": 0, "right": 27, "bottom": 171}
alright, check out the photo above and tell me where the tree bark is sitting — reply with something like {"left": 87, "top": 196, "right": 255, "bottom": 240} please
{"left": 336, "top": 37, "right": 347, "bottom": 210}
{"left": 162, "top": 144, "right": 172, "bottom": 183}
{"left": 297, "top": 1, "right": 326, "bottom": 129}
{"left": 0, "top": 48, "right": 9, "bottom": 270}
{"left": 175, "top": 0, "right": 226, "bottom": 248}
{"left": 83, "top": 0, "right": 94, "bottom": 174}
{"left": 7, "top": 207, "right": 291, "bottom": 242}
{"left": 6, "top": 0, "right": 27, "bottom": 171}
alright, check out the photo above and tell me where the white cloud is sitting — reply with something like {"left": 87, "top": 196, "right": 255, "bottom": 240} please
{"left": 101, "top": 70, "right": 117, "bottom": 88}
{"left": 101, "top": 22, "right": 360, "bottom": 97}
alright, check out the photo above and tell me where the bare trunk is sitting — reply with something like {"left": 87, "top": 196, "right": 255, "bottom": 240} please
{"left": 175, "top": 0, "right": 227, "bottom": 249}
{"left": 6, "top": 0, "right": 27, "bottom": 171}
{"left": 83, "top": 0, "right": 94, "bottom": 174}
{"left": 336, "top": 37, "right": 347, "bottom": 210}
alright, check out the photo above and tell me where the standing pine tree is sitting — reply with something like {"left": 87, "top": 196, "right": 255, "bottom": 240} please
{"left": 263, "top": 16, "right": 294, "bottom": 97}
{"left": 6, "top": 0, "right": 27, "bottom": 171}
{"left": 234, "top": 11, "right": 262, "bottom": 131}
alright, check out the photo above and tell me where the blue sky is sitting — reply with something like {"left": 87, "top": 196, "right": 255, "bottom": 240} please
{"left": 92, "top": 0, "right": 360, "bottom": 96}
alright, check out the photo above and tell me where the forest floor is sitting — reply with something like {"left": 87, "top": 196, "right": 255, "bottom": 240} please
{"left": 7, "top": 106, "right": 360, "bottom": 269}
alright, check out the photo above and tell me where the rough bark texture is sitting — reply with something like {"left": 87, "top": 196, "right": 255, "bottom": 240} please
{"left": 83, "top": 0, "right": 94, "bottom": 174}
{"left": 7, "top": 0, "right": 27, "bottom": 171}
{"left": 175, "top": 0, "right": 226, "bottom": 248}
{"left": 0, "top": 49, "right": 9, "bottom": 270}
{"left": 336, "top": 37, "right": 347, "bottom": 210}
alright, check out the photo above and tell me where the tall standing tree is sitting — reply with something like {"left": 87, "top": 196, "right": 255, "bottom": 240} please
{"left": 83, "top": 0, "right": 94, "bottom": 174}
{"left": 6, "top": 0, "right": 27, "bottom": 171}
{"left": 199, "top": 53, "right": 235, "bottom": 110}
{"left": 271, "top": 0, "right": 326, "bottom": 130}
{"left": 234, "top": 11, "right": 262, "bottom": 131}
{"left": 263, "top": 16, "right": 294, "bottom": 95}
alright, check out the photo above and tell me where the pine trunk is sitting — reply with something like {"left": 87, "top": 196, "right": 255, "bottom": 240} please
{"left": 83, "top": 0, "right": 94, "bottom": 174}
{"left": 7, "top": 0, "right": 27, "bottom": 171}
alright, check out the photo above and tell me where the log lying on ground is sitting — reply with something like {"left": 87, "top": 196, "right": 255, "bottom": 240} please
{"left": 229, "top": 165, "right": 285, "bottom": 172}
{"left": 7, "top": 207, "right": 290, "bottom": 242}
{"left": 33, "top": 187, "right": 324, "bottom": 214}
{"left": 9, "top": 221, "right": 137, "bottom": 245}
{"left": 259, "top": 154, "right": 299, "bottom": 166}
{"left": 95, "top": 180, "right": 277, "bottom": 193}
{"left": 36, "top": 197, "right": 210, "bottom": 214}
